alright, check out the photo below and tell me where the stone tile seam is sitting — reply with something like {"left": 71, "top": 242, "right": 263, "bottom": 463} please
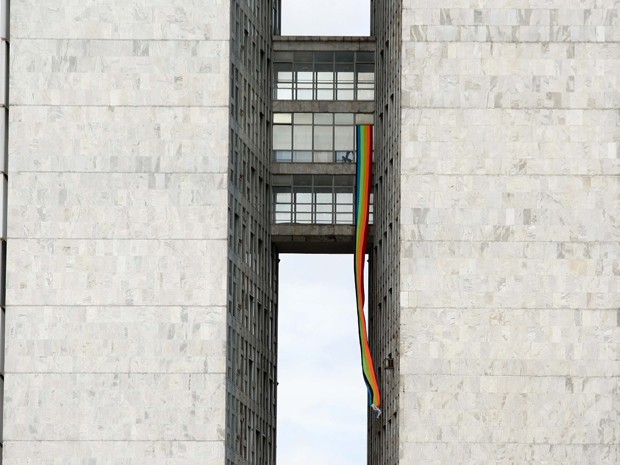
{"left": 10, "top": 38, "right": 231, "bottom": 43}
{"left": 5, "top": 373, "right": 616, "bottom": 378}
{"left": 2, "top": 439, "right": 225, "bottom": 443}
{"left": 6, "top": 238, "right": 231, "bottom": 241}
{"left": 3, "top": 305, "right": 228, "bottom": 308}
{"left": 11, "top": 172, "right": 620, "bottom": 176}
{"left": 398, "top": 107, "right": 620, "bottom": 110}
{"left": 405, "top": 40, "right": 620, "bottom": 44}
{"left": 7, "top": 238, "right": 619, "bottom": 243}
{"left": 9, "top": 104, "right": 230, "bottom": 108}
{"left": 399, "top": 374, "right": 620, "bottom": 378}
{"left": 398, "top": 442, "right": 620, "bottom": 446}
{"left": 10, "top": 172, "right": 233, "bottom": 175}
{"left": 4, "top": 372, "right": 228, "bottom": 375}
{"left": 400, "top": 307, "right": 619, "bottom": 310}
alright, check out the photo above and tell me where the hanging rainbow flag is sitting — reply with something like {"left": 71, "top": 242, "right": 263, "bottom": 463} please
{"left": 354, "top": 125, "right": 381, "bottom": 416}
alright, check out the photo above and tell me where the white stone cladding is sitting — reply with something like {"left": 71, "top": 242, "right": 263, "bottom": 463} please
{"left": 4, "top": 1, "right": 231, "bottom": 464}
{"left": 399, "top": 1, "right": 619, "bottom": 464}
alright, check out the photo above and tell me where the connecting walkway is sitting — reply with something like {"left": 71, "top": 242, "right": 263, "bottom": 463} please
{"left": 270, "top": 36, "right": 375, "bottom": 253}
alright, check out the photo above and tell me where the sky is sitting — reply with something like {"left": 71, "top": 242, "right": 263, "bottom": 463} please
{"left": 281, "top": 0, "right": 371, "bottom": 36}
{"left": 278, "top": 255, "right": 368, "bottom": 465}
{"left": 277, "top": 3, "right": 372, "bottom": 464}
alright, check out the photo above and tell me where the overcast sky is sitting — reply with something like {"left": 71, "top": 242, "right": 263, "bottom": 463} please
{"left": 277, "top": 2, "right": 372, "bottom": 464}
{"left": 281, "top": 0, "right": 370, "bottom": 36}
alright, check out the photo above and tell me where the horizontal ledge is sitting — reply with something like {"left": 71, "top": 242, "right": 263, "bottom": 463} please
{"left": 272, "top": 223, "right": 372, "bottom": 254}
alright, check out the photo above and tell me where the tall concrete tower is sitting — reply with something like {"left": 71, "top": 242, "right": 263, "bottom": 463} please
{"left": 5, "top": 1, "right": 278, "bottom": 464}
{"left": 371, "top": 1, "right": 619, "bottom": 464}
{"left": 2, "top": 1, "right": 618, "bottom": 465}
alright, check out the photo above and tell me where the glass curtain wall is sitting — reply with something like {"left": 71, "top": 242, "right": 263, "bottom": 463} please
{"left": 273, "top": 113, "right": 373, "bottom": 163}
{"left": 273, "top": 174, "right": 373, "bottom": 225}
{"left": 274, "top": 51, "right": 374, "bottom": 101}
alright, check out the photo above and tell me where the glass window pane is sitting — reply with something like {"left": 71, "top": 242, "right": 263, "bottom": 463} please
{"left": 275, "top": 212, "right": 291, "bottom": 223}
{"left": 316, "top": 62, "right": 334, "bottom": 72}
{"left": 337, "top": 71, "right": 354, "bottom": 84}
{"left": 356, "top": 51, "right": 374, "bottom": 63}
{"left": 336, "top": 204, "right": 353, "bottom": 212}
{"left": 275, "top": 191, "right": 291, "bottom": 203}
{"left": 357, "top": 63, "right": 374, "bottom": 73}
{"left": 296, "top": 204, "right": 312, "bottom": 213}
{"left": 336, "top": 151, "right": 355, "bottom": 163}
{"left": 293, "top": 151, "right": 312, "bottom": 163}
{"left": 316, "top": 72, "right": 333, "bottom": 83}
{"left": 358, "top": 89, "right": 374, "bottom": 100}
{"left": 314, "top": 113, "right": 333, "bottom": 125}
{"left": 314, "top": 151, "right": 333, "bottom": 163}
{"left": 294, "top": 175, "right": 312, "bottom": 186}
{"left": 277, "top": 71, "right": 293, "bottom": 81}
{"left": 316, "top": 89, "right": 333, "bottom": 100}
{"left": 335, "top": 177, "right": 355, "bottom": 186}
{"left": 297, "top": 88, "right": 313, "bottom": 100}
{"left": 336, "top": 194, "right": 353, "bottom": 205}
{"left": 316, "top": 213, "right": 332, "bottom": 223}
{"left": 295, "top": 192, "right": 312, "bottom": 203}
{"left": 295, "top": 213, "right": 312, "bottom": 223}
{"left": 334, "top": 126, "right": 354, "bottom": 150}
{"left": 316, "top": 191, "right": 333, "bottom": 204}
{"left": 335, "top": 62, "right": 354, "bottom": 73}
{"left": 313, "top": 125, "right": 333, "bottom": 151}
{"left": 337, "top": 89, "right": 354, "bottom": 100}
{"left": 274, "top": 51, "right": 294, "bottom": 62}
{"left": 335, "top": 51, "right": 354, "bottom": 62}
{"left": 276, "top": 204, "right": 291, "bottom": 212}
{"left": 314, "top": 51, "right": 334, "bottom": 62}
{"left": 316, "top": 204, "right": 333, "bottom": 213}
{"left": 293, "top": 125, "right": 312, "bottom": 150}
{"left": 294, "top": 62, "right": 313, "bottom": 72}
{"left": 335, "top": 113, "right": 354, "bottom": 125}
{"left": 273, "top": 150, "right": 292, "bottom": 162}
{"left": 276, "top": 87, "right": 292, "bottom": 100}
{"left": 296, "top": 71, "right": 313, "bottom": 83}
{"left": 314, "top": 175, "right": 333, "bottom": 187}
{"left": 294, "top": 51, "right": 313, "bottom": 62}
{"left": 272, "top": 175, "right": 292, "bottom": 186}
{"left": 273, "top": 125, "right": 292, "bottom": 150}
{"left": 273, "top": 113, "right": 292, "bottom": 124}
{"left": 294, "top": 113, "right": 312, "bottom": 124}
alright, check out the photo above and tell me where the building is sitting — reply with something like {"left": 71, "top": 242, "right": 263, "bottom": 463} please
{"left": 1, "top": 1, "right": 618, "bottom": 464}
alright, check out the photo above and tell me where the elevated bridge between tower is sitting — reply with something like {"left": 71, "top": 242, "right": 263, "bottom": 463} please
{"left": 269, "top": 36, "right": 375, "bottom": 253}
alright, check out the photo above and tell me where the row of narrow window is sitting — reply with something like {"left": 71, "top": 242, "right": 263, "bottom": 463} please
{"left": 274, "top": 50, "right": 374, "bottom": 101}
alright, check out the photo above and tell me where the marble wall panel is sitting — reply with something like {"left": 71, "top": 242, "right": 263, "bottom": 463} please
{"left": 4, "top": 441, "right": 226, "bottom": 465}
{"left": 8, "top": 172, "right": 228, "bottom": 240}
{"left": 399, "top": 0, "right": 619, "bottom": 463}
{"left": 6, "top": 1, "right": 232, "bottom": 464}
{"left": 5, "top": 306, "right": 227, "bottom": 374}
{"left": 4, "top": 373, "right": 226, "bottom": 441}
{"left": 10, "top": 39, "right": 229, "bottom": 107}
{"left": 9, "top": 106, "right": 229, "bottom": 174}
{"left": 11, "top": 0, "right": 231, "bottom": 41}
{"left": 6, "top": 238, "right": 228, "bottom": 306}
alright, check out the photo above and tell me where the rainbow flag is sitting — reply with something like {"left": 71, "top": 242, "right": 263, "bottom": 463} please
{"left": 354, "top": 125, "right": 381, "bottom": 416}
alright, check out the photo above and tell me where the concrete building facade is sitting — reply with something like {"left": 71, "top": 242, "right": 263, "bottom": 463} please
{"left": 2, "top": 1, "right": 618, "bottom": 465}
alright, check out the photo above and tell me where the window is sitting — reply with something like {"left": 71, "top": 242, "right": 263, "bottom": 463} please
{"left": 272, "top": 175, "right": 373, "bottom": 225}
{"left": 274, "top": 50, "right": 374, "bottom": 101}
{"left": 272, "top": 113, "right": 373, "bottom": 163}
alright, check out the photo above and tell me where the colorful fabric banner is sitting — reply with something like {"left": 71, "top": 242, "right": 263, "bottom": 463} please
{"left": 354, "top": 125, "right": 381, "bottom": 416}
